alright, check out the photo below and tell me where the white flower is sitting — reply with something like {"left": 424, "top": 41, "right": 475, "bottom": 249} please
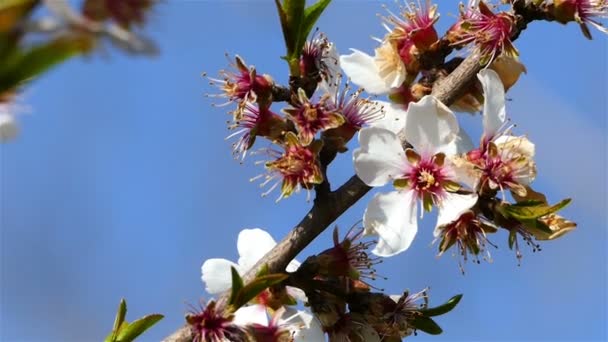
{"left": 0, "top": 103, "right": 19, "bottom": 142}
{"left": 201, "top": 228, "right": 306, "bottom": 302}
{"left": 451, "top": 69, "right": 536, "bottom": 196}
{"left": 354, "top": 95, "right": 477, "bottom": 257}
{"left": 340, "top": 42, "right": 405, "bottom": 95}
{"left": 234, "top": 305, "right": 325, "bottom": 342}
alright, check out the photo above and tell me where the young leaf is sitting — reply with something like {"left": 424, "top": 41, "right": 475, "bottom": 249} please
{"left": 284, "top": 0, "right": 305, "bottom": 56}
{"left": 108, "top": 299, "right": 128, "bottom": 341}
{"left": 410, "top": 315, "right": 443, "bottom": 335}
{"left": 419, "top": 294, "right": 463, "bottom": 317}
{"left": 233, "top": 273, "right": 288, "bottom": 308}
{"left": 228, "top": 266, "right": 244, "bottom": 307}
{"left": 508, "top": 230, "right": 517, "bottom": 250}
{"left": 501, "top": 198, "right": 571, "bottom": 221}
{"left": 296, "top": 0, "right": 332, "bottom": 54}
{"left": 115, "top": 314, "right": 164, "bottom": 342}
{"left": 0, "top": 37, "right": 90, "bottom": 93}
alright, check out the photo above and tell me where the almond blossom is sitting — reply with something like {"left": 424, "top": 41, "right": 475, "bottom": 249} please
{"left": 354, "top": 95, "right": 478, "bottom": 257}
{"left": 201, "top": 228, "right": 306, "bottom": 304}
{"left": 233, "top": 305, "right": 325, "bottom": 342}
{"left": 451, "top": 69, "right": 537, "bottom": 197}
{"left": 339, "top": 1, "right": 440, "bottom": 95}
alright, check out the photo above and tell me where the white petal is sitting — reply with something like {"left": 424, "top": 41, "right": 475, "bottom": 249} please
{"left": 404, "top": 95, "right": 459, "bottom": 154}
{"left": 363, "top": 190, "right": 418, "bottom": 257}
{"left": 370, "top": 101, "right": 407, "bottom": 134}
{"left": 354, "top": 127, "right": 407, "bottom": 187}
{"left": 237, "top": 228, "right": 277, "bottom": 271}
{"left": 287, "top": 286, "right": 308, "bottom": 303}
{"left": 280, "top": 308, "right": 326, "bottom": 342}
{"left": 286, "top": 258, "right": 301, "bottom": 273}
{"left": 478, "top": 69, "right": 506, "bottom": 139}
{"left": 340, "top": 49, "right": 391, "bottom": 95}
{"left": 0, "top": 113, "right": 18, "bottom": 142}
{"left": 201, "top": 258, "right": 242, "bottom": 294}
{"left": 435, "top": 193, "right": 479, "bottom": 236}
{"left": 449, "top": 156, "right": 480, "bottom": 190}
{"left": 233, "top": 304, "right": 269, "bottom": 327}
{"left": 494, "top": 135, "right": 535, "bottom": 158}
{"left": 443, "top": 127, "right": 475, "bottom": 155}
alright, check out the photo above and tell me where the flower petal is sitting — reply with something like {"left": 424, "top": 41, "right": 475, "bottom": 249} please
{"left": 363, "top": 190, "right": 418, "bottom": 257}
{"left": 478, "top": 69, "right": 506, "bottom": 139}
{"left": 370, "top": 101, "right": 407, "bottom": 134}
{"left": 435, "top": 193, "right": 479, "bottom": 236}
{"left": 287, "top": 286, "right": 308, "bottom": 303}
{"left": 449, "top": 155, "right": 480, "bottom": 190}
{"left": 494, "top": 135, "right": 535, "bottom": 158}
{"left": 340, "top": 49, "right": 391, "bottom": 95}
{"left": 0, "top": 112, "right": 18, "bottom": 142}
{"left": 404, "top": 95, "right": 459, "bottom": 154}
{"left": 233, "top": 304, "right": 269, "bottom": 327}
{"left": 354, "top": 127, "right": 407, "bottom": 187}
{"left": 201, "top": 258, "right": 243, "bottom": 294}
{"left": 280, "top": 308, "right": 326, "bottom": 342}
{"left": 237, "top": 228, "right": 277, "bottom": 271}
{"left": 443, "top": 126, "right": 475, "bottom": 155}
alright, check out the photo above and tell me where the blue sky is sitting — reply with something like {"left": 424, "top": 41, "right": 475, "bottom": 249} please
{"left": 1, "top": 1, "right": 606, "bottom": 341}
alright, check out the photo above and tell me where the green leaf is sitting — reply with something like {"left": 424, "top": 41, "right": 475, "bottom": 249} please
{"left": 105, "top": 299, "right": 128, "bottom": 342}
{"left": 233, "top": 273, "right": 289, "bottom": 309}
{"left": 419, "top": 294, "right": 463, "bottom": 317}
{"left": 0, "top": 37, "right": 90, "bottom": 93}
{"left": 284, "top": 0, "right": 305, "bottom": 56}
{"left": 410, "top": 315, "right": 443, "bottom": 335}
{"left": 228, "top": 266, "right": 244, "bottom": 307}
{"left": 501, "top": 198, "right": 571, "bottom": 221}
{"left": 115, "top": 314, "right": 164, "bottom": 342}
{"left": 274, "top": 0, "right": 290, "bottom": 55}
{"left": 508, "top": 230, "right": 516, "bottom": 250}
{"left": 295, "top": 0, "right": 332, "bottom": 57}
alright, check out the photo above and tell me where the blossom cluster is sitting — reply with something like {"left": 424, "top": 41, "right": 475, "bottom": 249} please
{"left": 194, "top": 0, "right": 599, "bottom": 340}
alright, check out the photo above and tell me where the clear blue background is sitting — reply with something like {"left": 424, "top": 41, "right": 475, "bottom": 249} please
{"left": 1, "top": 1, "right": 606, "bottom": 341}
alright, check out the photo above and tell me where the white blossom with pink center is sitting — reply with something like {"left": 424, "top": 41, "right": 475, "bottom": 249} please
{"left": 354, "top": 95, "right": 478, "bottom": 257}
{"left": 233, "top": 305, "right": 325, "bottom": 342}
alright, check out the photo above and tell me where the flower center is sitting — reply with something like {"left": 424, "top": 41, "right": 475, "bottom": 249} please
{"left": 303, "top": 105, "right": 319, "bottom": 121}
{"left": 416, "top": 169, "right": 436, "bottom": 191}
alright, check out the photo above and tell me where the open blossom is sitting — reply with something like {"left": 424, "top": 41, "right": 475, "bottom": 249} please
{"left": 201, "top": 228, "right": 306, "bottom": 305}
{"left": 321, "top": 75, "right": 406, "bottom": 149}
{"left": 234, "top": 305, "right": 325, "bottom": 342}
{"left": 433, "top": 210, "right": 498, "bottom": 272}
{"left": 553, "top": 0, "right": 608, "bottom": 39}
{"left": 253, "top": 132, "right": 323, "bottom": 201}
{"left": 383, "top": 289, "right": 429, "bottom": 338}
{"left": 451, "top": 69, "right": 536, "bottom": 197}
{"left": 206, "top": 55, "right": 273, "bottom": 116}
{"left": 186, "top": 300, "right": 247, "bottom": 342}
{"left": 226, "top": 102, "right": 286, "bottom": 160}
{"left": 340, "top": 1, "right": 440, "bottom": 95}
{"left": 316, "top": 226, "right": 382, "bottom": 287}
{"left": 450, "top": 1, "right": 518, "bottom": 65}
{"left": 354, "top": 96, "right": 478, "bottom": 257}
{"left": 283, "top": 89, "right": 344, "bottom": 146}
{"left": 380, "top": 0, "right": 440, "bottom": 52}
{"left": 301, "top": 32, "right": 340, "bottom": 82}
